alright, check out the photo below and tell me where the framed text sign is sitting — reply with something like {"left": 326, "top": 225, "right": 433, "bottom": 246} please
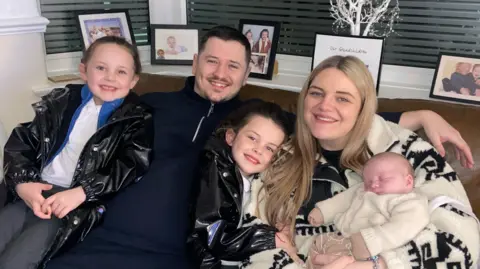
{"left": 312, "top": 33, "right": 385, "bottom": 93}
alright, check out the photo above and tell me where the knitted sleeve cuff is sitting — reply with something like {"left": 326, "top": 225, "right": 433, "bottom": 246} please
{"left": 380, "top": 250, "right": 406, "bottom": 269}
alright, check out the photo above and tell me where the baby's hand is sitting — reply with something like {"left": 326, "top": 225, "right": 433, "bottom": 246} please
{"left": 308, "top": 208, "right": 324, "bottom": 227}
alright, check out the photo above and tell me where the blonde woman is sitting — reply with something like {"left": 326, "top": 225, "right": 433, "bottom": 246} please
{"left": 243, "top": 56, "right": 478, "bottom": 269}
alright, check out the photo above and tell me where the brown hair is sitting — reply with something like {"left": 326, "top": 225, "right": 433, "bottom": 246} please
{"left": 260, "top": 55, "right": 378, "bottom": 236}
{"left": 81, "top": 36, "right": 142, "bottom": 75}
{"left": 217, "top": 101, "right": 293, "bottom": 142}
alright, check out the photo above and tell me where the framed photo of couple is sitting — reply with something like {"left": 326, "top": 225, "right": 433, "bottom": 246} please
{"left": 430, "top": 53, "right": 480, "bottom": 106}
{"left": 239, "top": 19, "right": 281, "bottom": 80}
{"left": 312, "top": 33, "right": 385, "bottom": 93}
{"left": 76, "top": 9, "right": 135, "bottom": 50}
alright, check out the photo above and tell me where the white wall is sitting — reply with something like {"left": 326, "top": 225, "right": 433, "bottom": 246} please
{"left": 0, "top": 0, "right": 49, "bottom": 133}
{"left": 149, "top": 0, "right": 186, "bottom": 25}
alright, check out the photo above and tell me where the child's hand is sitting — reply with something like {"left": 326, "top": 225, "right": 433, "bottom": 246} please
{"left": 308, "top": 208, "right": 324, "bottom": 227}
{"left": 16, "top": 182, "right": 53, "bottom": 219}
{"left": 41, "top": 186, "right": 86, "bottom": 219}
{"left": 276, "top": 232, "right": 305, "bottom": 267}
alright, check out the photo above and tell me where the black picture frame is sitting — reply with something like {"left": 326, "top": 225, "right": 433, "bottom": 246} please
{"left": 150, "top": 24, "right": 199, "bottom": 65}
{"left": 430, "top": 53, "right": 480, "bottom": 106}
{"left": 76, "top": 9, "right": 136, "bottom": 51}
{"left": 312, "top": 33, "right": 385, "bottom": 94}
{"left": 238, "top": 19, "right": 281, "bottom": 80}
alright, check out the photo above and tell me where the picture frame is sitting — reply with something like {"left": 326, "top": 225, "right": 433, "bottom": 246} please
{"left": 150, "top": 24, "right": 199, "bottom": 65}
{"left": 312, "top": 33, "right": 385, "bottom": 93}
{"left": 430, "top": 53, "right": 480, "bottom": 106}
{"left": 76, "top": 9, "right": 135, "bottom": 51}
{"left": 239, "top": 19, "right": 281, "bottom": 80}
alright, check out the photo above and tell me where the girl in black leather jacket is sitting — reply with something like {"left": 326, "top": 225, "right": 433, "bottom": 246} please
{"left": 1, "top": 36, "right": 153, "bottom": 269}
{"left": 189, "top": 101, "right": 298, "bottom": 268}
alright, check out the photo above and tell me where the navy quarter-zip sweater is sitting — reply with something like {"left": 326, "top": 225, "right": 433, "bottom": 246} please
{"left": 46, "top": 77, "right": 242, "bottom": 269}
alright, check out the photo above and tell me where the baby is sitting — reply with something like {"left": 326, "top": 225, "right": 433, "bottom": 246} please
{"left": 307, "top": 152, "right": 429, "bottom": 269}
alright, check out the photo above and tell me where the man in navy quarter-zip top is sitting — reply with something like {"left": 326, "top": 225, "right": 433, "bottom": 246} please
{"left": 45, "top": 25, "right": 458, "bottom": 269}
{"left": 45, "top": 25, "right": 251, "bottom": 269}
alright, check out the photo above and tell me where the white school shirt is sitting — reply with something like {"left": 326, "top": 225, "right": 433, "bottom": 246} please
{"left": 41, "top": 99, "right": 101, "bottom": 188}
{"left": 241, "top": 173, "right": 253, "bottom": 210}
{"left": 221, "top": 173, "right": 254, "bottom": 266}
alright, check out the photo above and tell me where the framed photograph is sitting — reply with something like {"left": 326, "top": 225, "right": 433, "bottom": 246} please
{"left": 239, "top": 19, "right": 281, "bottom": 80}
{"left": 312, "top": 33, "right": 385, "bottom": 93}
{"left": 76, "top": 9, "right": 135, "bottom": 50}
{"left": 150, "top": 24, "right": 199, "bottom": 65}
{"left": 430, "top": 53, "right": 480, "bottom": 105}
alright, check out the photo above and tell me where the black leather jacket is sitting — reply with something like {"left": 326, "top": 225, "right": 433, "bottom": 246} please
{"left": 3, "top": 84, "right": 153, "bottom": 268}
{"left": 188, "top": 136, "right": 276, "bottom": 268}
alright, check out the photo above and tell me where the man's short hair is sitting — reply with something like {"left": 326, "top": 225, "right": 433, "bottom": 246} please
{"left": 198, "top": 25, "right": 252, "bottom": 65}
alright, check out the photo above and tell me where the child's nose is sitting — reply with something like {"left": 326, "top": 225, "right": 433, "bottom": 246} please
{"left": 105, "top": 71, "right": 115, "bottom": 81}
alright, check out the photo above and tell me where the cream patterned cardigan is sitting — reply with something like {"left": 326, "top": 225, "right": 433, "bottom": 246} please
{"left": 240, "top": 115, "right": 480, "bottom": 269}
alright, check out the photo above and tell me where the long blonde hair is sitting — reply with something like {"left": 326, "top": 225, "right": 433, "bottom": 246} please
{"left": 260, "top": 55, "right": 378, "bottom": 233}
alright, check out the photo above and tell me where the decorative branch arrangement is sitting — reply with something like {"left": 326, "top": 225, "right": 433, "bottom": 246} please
{"left": 329, "top": 0, "right": 400, "bottom": 37}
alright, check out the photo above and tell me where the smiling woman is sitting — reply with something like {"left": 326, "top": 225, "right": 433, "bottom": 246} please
{"left": 248, "top": 55, "right": 479, "bottom": 269}
{"left": 304, "top": 67, "right": 365, "bottom": 151}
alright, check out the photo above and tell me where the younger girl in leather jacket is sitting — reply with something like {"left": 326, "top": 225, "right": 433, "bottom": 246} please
{"left": 189, "top": 101, "right": 302, "bottom": 268}
{"left": 1, "top": 36, "right": 153, "bottom": 269}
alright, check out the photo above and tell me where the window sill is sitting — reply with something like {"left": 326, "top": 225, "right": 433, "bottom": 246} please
{"left": 38, "top": 50, "right": 433, "bottom": 100}
{"left": 33, "top": 61, "right": 432, "bottom": 100}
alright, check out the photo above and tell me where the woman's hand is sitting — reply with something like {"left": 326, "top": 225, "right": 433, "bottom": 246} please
{"left": 309, "top": 254, "right": 354, "bottom": 269}
{"left": 400, "top": 110, "right": 474, "bottom": 169}
{"left": 275, "top": 232, "right": 305, "bottom": 266}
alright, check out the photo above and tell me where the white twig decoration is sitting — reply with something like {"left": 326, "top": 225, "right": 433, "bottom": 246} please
{"left": 330, "top": 0, "right": 400, "bottom": 37}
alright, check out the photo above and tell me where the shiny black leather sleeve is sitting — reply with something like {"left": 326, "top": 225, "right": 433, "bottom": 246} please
{"left": 207, "top": 218, "right": 277, "bottom": 261}
{"left": 190, "top": 219, "right": 276, "bottom": 267}
{"left": 76, "top": 112, "right": 154, "bottom": 202}
{"left": 3, "top": 119, "right": 42, "bottom": 196}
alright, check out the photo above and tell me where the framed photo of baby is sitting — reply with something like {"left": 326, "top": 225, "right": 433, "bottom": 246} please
{"left": 76, "top": 10, "right": 135, "bottom": 50}
{"left": 238, "top": 19, "right": 280, "bottom": 80}
{"left": 150, "top": 24, "right": 199, "bottom": 65}
{"left": 430, "top": 53, "right": 480, "bottom": 106}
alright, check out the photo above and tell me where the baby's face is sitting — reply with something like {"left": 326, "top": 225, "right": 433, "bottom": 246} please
{"left": 473, "top": 67, "right": 480, "bottom": 78}
{"left": 458, "top": 63, "right": 472, "bottom": 75}
{"left": 167, "top": 37, "right": 176, "bottom": 48}
{"left": 363, "top": 159, "right": 413, "bottom": 195}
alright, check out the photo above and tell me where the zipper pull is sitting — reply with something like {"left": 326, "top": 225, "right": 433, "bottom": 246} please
{"left": 207, "top": 103, "right": 214, "bottom": 117}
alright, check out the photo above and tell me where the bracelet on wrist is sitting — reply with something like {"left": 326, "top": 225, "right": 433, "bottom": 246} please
{"left": 366, "top": 255, "right": 379, "bottom": 269}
